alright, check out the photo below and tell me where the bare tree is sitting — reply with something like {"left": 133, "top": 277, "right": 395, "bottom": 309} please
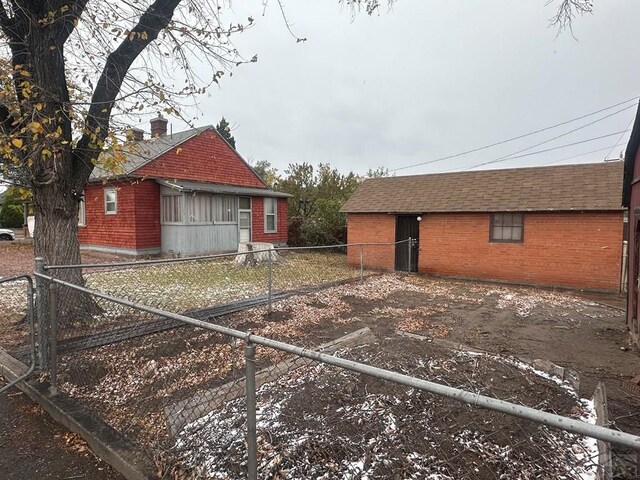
{"left": 548, "top": 0, "right": 593, "bottom": 33}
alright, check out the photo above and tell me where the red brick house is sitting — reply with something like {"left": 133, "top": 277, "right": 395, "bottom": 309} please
{"left": 342, "top": 161, "right": 624, "bottom": 292}
{"left": 622, "top": 106, "right": 640, "bottom": 347}
{"left": 78, "top": 117, "right": 290, "bottom": 256}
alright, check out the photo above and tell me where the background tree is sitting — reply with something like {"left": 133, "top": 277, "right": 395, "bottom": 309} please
{"left": 250, "top": 159, "right": 280, "bottom": 188}
{"left": 278, "top": 162, "right": 361, "bottom": 246}
{"left": 215, "top": 116, "right": 236, "bottom": 149}
{"left": 366, "top": 166, "right": 392, "bottom": 178}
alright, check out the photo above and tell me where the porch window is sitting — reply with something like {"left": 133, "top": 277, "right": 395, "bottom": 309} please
{"left": 214, "top": 195, "right": 237, "bottom": 223}
{"left": 490, "top": 212, "right": 524, "bottom": 243}
{"left": 161, "top": 195, "right": 183, "bottom": 223}
{"left": 264, "top": 197, "right": 277, "bottom": 232}
{"left": 187, "top": 194, "right": 213, "bottom": 223}
{"left": 104, "top": 187, "right": 117, "bottom": 215}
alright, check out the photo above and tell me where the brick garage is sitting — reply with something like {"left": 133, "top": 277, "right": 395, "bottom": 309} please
{"left": 79, "top": 117, "right": 291, "bottom": 256}
{"left": 343, "top": 162, "right": 624, "bottom": 292}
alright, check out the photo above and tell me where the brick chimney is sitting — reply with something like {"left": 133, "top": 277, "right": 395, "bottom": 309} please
{"left": 128, "top": 127, "right": 144, "bottom": 142}
{"left": 150, "top": 115, "right": 168, "bottom": 137}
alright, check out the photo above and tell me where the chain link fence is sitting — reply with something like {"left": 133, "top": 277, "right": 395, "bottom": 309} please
{"left": 28, "top": 241, "right": 640, "bottom": 479}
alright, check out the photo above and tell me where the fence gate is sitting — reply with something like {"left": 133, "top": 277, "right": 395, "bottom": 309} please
{"left": 0, "top": 275, "right": 36, "bottom": 395}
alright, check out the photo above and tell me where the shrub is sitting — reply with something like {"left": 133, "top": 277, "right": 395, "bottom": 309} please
{"left": 0, "top": 204, "right": 23, "bottom": 228}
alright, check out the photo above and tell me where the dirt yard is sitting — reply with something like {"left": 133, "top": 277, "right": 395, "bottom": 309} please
{"left": 2, "top": 242, "right": 639, "bottom": 478}
{"left": 51, "top": 274, "right": 640, "bottom": 478}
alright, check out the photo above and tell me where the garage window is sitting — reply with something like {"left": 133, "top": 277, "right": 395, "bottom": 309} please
{"left": 490, "top": 212, "right": 524, "bottom": 243}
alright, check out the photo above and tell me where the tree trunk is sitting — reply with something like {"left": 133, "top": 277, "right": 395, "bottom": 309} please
{"left": 32, "top": 172, "right": 101, "bottom": 326}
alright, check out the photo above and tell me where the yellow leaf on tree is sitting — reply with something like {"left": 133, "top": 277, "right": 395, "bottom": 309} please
{"left": 11, "top": 138, "right": 23, "bottom": 148}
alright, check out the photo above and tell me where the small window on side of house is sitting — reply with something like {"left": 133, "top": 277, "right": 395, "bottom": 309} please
{"left": 490, "top": 212, "right": 524, "bottom": 243}
{"left": 78, "top": 195, "right": 86, "bottom": 226}
{"left": 264, "top": 197, "right": 277, "bottom": 233}
{"left": 104, "top": 188, "right": 117, "bottom": 215}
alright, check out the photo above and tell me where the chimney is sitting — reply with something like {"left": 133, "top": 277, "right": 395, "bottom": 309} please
{"left": 150, "top": 115, "right": 168, "bottom": 138}
{"left": 128, "top": 127, "right": 144, "bottom": 142}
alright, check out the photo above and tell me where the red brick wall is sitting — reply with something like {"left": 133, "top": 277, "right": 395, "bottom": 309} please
{"left": 251, "top": 197, "right": 288, "bottom": 244}
{"left": 346, "top": 213, "right": 396, "bottom": 270}
{"left": 418, "top": 211, "right": 622, "bottom": 291}
{"left": 134, "top": 129, "right": 267, "bottom": 188}
{"left": 347, "top": 211, "right": 623, "bottom": 291}
{"left": 78, "top": 180, "right": 160, "bottom": 251}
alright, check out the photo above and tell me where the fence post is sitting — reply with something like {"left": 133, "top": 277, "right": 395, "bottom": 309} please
{"left": 267, "top": 250, "right": 273, "bottom": 314}
{"left": 49, "top": 283, "right": 58, "bottom": 395}
{"left": 245, "top": 342, "right": 258, "bottom": 480}
{"left": 34, "top": 257, "right": 49, "bottom": 370}
{"left": 359, "top": 244, "right": 364, "bottom": 283}
{"left": 407, "top": 237, "right": 412, "bottom": 273}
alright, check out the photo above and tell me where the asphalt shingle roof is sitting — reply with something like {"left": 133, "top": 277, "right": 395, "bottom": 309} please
{"left": 341, "top": 161, "right": 624, "bottom": 213}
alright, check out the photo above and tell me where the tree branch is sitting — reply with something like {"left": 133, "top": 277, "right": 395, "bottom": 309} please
{"left": 73, "top": 0, "right": 181, "bottom": 185}
{"left": 0, "top": 102, "right": 16, "bottom": 134}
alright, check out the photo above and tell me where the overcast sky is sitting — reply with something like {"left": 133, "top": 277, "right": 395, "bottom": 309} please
{"left": 166, "top": 0, "right": 640, "bottom": 177}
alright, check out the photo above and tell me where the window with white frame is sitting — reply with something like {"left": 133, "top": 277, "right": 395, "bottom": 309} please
{"left": 187, "top": 194, "right": 213, "bottom": 223}
{"left": 214, "top": 195, "right": 237, "bottom": 223}
{"left": 78, "top": 197, "right": 86, "bottom": 226}
{"left": 104, "top": 187, "right": 117, "bottom": 215}
{"left": 161, "top": 195, "right": 183, "bottom": 223}
{"left": 264, "top": 197, "right": 277, "bottom": 232}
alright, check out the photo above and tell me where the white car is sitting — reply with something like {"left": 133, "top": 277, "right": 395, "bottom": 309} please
{"left": 0, "top": 228, "right": 15, "bottom": 241}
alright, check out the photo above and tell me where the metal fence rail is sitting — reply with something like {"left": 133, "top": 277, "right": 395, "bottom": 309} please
{"left": 34, "top": 267, "right": 640, "bottom": 480}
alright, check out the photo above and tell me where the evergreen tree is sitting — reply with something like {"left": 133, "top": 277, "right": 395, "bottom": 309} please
{"left": 215, "top": 117, "right": 236, "bottom": 150}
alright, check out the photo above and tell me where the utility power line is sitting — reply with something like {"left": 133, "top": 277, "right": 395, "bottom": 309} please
{"left": 478, "top": 103, "right": 637, "bottom": 166}
{"left": 389, "top": 95, "right": 639, "bottom": 173}
{"left": 460, "top": 129, "right": 631, "bottom": 171}
{"left": 541, "top": 143, "right": 626, "bottom": 167}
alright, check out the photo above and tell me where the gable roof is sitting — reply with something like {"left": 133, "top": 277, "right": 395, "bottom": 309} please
{"left": 90, "top": 126, "right": 209, "bottom": 181}
{"left": 90, "top": 126, "right": 269, "bottom": 189}
{"left": 341, "top": 161, "right": 624, "bottom": 214}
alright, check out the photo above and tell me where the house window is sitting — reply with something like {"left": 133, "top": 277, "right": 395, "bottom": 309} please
{"left": 161, "top": 195, "right": 183, "bottom": 223}
{"left": 264, "top": 197, "right": 277, "bottom": 232}
{"left": 104, "top": 188, "right": 117, "bottom": 215}
{"left": 187, "top": 194, "right": 213, "bottom": 223}
{"left": 78, "top": 197, "right": 86, "bottom": 226}
{"left": 214, "top": 195, "right": 237, "bottom": 223}
{"left": 490, "top": 212, "right": 524, "bottom": 243}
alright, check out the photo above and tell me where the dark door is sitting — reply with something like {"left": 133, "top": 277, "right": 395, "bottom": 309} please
{"left": 395, "top": 215, "right": 419, "bottom": 272}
